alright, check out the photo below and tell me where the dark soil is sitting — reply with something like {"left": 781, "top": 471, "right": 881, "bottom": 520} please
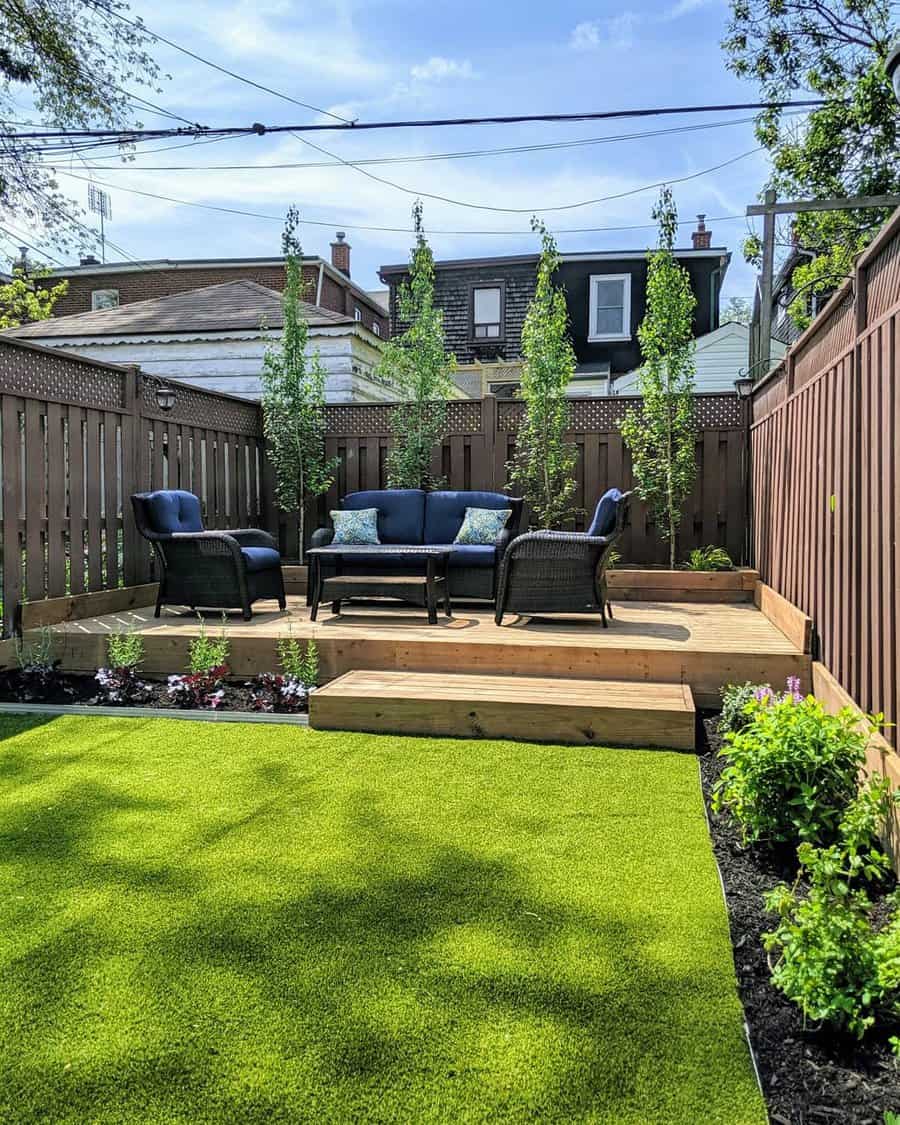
{"left": 699, "top": 713, "right": 900, "bottom": 1125}
{"left": 0, "top": 670, "right": 308, "bottom": 714}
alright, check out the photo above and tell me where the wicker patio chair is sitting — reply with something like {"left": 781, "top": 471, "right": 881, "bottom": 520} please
{"left": 494, "top": 489, "right": 632, "bottom": 628}
{"left": 131, "top": 489, "right": 286, "bottom": 621}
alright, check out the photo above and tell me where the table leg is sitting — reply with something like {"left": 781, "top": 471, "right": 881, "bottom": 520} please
{"left": 309, "top": 559, "right": 323, "bottom": 622}
{"left": 426, "top": 557, "right": 438, "bottom": 625}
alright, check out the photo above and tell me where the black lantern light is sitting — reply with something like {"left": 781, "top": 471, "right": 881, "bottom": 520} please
{"left": 734, "top": 376, "right": 754, "bottom": 400}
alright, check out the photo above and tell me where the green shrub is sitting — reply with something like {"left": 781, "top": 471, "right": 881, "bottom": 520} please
{"left": 683, "top": 545, "right": 733, "bottom": 571}
{"left": 719, "top": 681, "right": 767, "bottom": 735}
{"left": 14, "top": 626, "right": 54, "bottom": 671}
{"left": 107, "top": 626, "right": 144, "bottom": 670}
{"left": 713, "top": 693, "right": 874, "bottom": 847}
{"left": 188, "top": 616, "right": 229, "bottom": 675}
{"left": 277, "top": 633, "right": 318, "bottom": 686}
{"left": 764, "top": 778, "right": 900, "bottom": 1048}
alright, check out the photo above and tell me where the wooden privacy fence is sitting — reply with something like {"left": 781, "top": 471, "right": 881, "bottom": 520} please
{"left": 751, "top": 206, "right": 900, "bottom": 738}
{"left": 0, "top": 338, "right": 267, "bottom": 635}
{"left": 312, "top": 392, "right": 748, "bottom": 566}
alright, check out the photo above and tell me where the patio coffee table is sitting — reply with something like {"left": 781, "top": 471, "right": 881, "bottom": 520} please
{"left": 307, "top": 544, "right": 453, "bottom": 625}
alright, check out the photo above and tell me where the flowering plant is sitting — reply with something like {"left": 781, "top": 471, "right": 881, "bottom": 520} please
{"left": 167, "top": 665, "right": 228, "bottom": 709}
{"left": 94, "top": 665, "right": 151, "bottom": 705}
{"left": 246, "top": 673, "right": 309, "bottom": 713}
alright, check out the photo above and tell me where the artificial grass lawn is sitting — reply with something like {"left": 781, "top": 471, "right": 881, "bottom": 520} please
{"left": 0, "top": 715, "right": 765, "bottom": 1124}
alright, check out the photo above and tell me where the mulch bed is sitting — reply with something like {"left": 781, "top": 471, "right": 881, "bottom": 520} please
{"left": 0, "top": 671, "right": 307, "bottom": 714}
{"left": 699, "top": 713, "right": 900, "bottom": 1125}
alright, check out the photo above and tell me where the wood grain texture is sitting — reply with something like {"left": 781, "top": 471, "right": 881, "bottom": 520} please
{"left": 21, "top": 583, "right": 159, "bottom": 630}
{"left": 753, "top": 582, "right": 813, "bottom": 653}
{"left": 310, "top": 670, "right": 696, "bottom": 749}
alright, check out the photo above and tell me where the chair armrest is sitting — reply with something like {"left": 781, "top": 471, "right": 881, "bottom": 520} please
{"left": 504, "top": 530, "right": 612, "bottom": 561}
{"left": 170, "top": 530, "right": 245, "bottom": 566}
{"left": 221, "top": 527, "right": 278, "bottom": 551}
{"left": 310, "top": 526, "right": 334, "bottom": 548}
{"left": 495, "top": 527, "right": 515, "bottom": 558}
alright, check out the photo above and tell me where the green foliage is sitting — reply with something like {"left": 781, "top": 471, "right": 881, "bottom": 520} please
{"left": 261, "top": 208, "right": 337, "bottom": 557}
{"left": 14, "top": 627, "right": 54, "bottom": 671}
{"left": 723, "top": 0, "right": 899, "bottom": 325}
{"left": 620, "top": 188, "right": 697, "bottom": 568}
{"left": 0, "top": 1, "right": 164, "bottom": 251}
{"left": 763, "top": 779, "right": 900, "bottom": 1046}
{"left": 188, "top": 616, "right": 229, "bottom": 675}
{"left": 0, "top": 269, "right": 67, "bottom": 328}
{"left": 719, "top": 681, "right": 767, "bottom": 735}
{"left": 506, "top": 220, "right": 578, "bottom": 529}
{"left": 885, "top": 1113, "right": 900, "bottom": 1124}
{"left": 683, "top": 546, "right": 733, "bottom": 572}
{"left": 106, "top": 626, "right": 144, "bottom": 670}
{"left": 722, "top": 296, "right": 752, "bottom": 326}
{"left": 713, "top": 695, "right": 874, "bottom": 846}
{"left": 277, "top": 633, "right": 319, "bottom": 686}
{"left": 377, "top": 202, "right": 456, "bottom": 490}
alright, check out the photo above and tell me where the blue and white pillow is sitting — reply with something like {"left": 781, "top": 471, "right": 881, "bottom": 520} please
{"left": 331, "top": 508, "right": 380, "bottom": 545}
{"left": 454, "top": 507, "right": 512, "bottom": 545}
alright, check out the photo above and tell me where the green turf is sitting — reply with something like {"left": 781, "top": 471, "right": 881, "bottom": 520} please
{"left": 0, "top": 715, "right": 765, "bottom": 1124}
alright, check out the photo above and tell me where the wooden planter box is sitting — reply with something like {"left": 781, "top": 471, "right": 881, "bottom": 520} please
{"left": 606, "top": 568, "right": 759, "bottom": 603}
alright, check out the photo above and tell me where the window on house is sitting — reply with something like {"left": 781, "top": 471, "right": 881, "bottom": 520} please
{"left": 354, "top": 306, "right": 362, "bottom": 321}
{"left": 588, "top": 275, "right": 631, "bottom": 341}
{"left": 372, "top": 321, "right": 381, "bottom": 337}
{"left": 470, "top": 283, "right": 504, "bottom": 340}
{"left": 91, "top": 289, "right": 119, "bottom": 311}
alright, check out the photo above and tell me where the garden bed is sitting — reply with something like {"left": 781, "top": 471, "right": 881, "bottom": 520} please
{"left": 0, "top": 670, "right": 312, "bottom": 718}
{"left": 700, "top": 713, "right": 900, "bottom": 1125}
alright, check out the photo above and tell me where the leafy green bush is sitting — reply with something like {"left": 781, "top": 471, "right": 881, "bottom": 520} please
{"left": 764, "top": 779, "right": 900, "bottom": 1048}
{"left": 713, "top": 694, "right": 874, "bottom": 846}
{"left": 683, "top": 545, "right": 733, "bottom": 571}
{"left": 277, "top": 633, "right": 318, "bottom": 686}
{"left": 188, "top": 616, "right": 229, "bottom": 675}
{"left": 107, "top": 626, "right": 144, "bottom": 670}
{"left": 719, "top": 681, "right": 767, "bottom": 735}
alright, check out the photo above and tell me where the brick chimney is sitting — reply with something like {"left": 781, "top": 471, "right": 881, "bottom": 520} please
{"left": 330, "top": 231, "right": 350, "bottom": 277}
{"left": 691, "top": 215, "right": 711, "bottom": 250}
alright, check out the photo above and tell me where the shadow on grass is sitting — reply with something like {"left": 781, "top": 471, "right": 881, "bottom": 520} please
{"left": 0, "top": 767, "right": 759, "bottom": 1123}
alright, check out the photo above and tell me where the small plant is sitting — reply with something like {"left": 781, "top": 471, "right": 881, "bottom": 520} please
{"left": 683, "top": 546, "right": 733, "bottom": 571}
{"left": 713, "top": 688, "right": 875, "bottom": 847}
{"left": 764, "top": 779, "right": 900, "bottom": 1050}
{"left": 245, "top": 635, "right": 318, "bottom": 713}
{"left": 719, "top": 681, "right": 769, "bottom": 735}
{"left": 277, "top": 634, "right": 318, "bottom": 687}
{"left": 13, "top": 627, "right": 67, "bottom": 701}
{"left": 885, "top": 1113, "right": 900, "bottom": 1125}
{"left": 95, "top": 626, "right": 150, "bottom": 705}
{"left": 167, "top": 616, "right": 229, "bottom": 709}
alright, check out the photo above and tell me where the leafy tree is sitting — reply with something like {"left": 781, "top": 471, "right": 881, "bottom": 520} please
{"left": 0, "top": 1, "right": 164, "bottom": 251}
{"left": 261, "top": 207, "right": 336, "bottom": 560}
{"left": 620, "top": 187, "right": 697, "bottom": 569}
{"left": 722, "top": 295, "right": 751, "bottom": 325}
{"left": 506, "top": 220, "right": 578, "bottom": 529}
{"left": 0, "top": 266, "right": 66, "bottom": 327}
{"left": 376, "top": 201, "right": 456, "bottom": 490}
{"left": 723, "top": 0, "right": 899, "bottom": 327}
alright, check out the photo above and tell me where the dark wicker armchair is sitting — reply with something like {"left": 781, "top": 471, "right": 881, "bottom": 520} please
{"left": 131, "top": 490, "right": 286, "bottom": 621}
{"left": 495, "top": 489, "right": 632, "bottom": 627}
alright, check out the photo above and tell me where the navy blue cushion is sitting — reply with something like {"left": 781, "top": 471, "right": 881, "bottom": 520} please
{"left": 424, "top": 491, "right": 512, "bottom": 545}
{"left": 144, "top": 490, "right": 203, "bottom": 534}
{"left": 343, "top": 490, "right": 425, "bottom": 545}
{"left": 241, "top": 547, "right": 281, "bottom": 573}
{"left": 586, "top": 488, "right": 623, "bottom": 537}
{"left": 447, "top": 544, "right": 496, "bottom": 569}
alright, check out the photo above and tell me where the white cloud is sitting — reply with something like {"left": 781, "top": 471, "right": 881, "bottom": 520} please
{"left": 410, "top": 57, "right": 475, "bottom": 82}
{"left": 570, "top": 12, "right": 640, "bottom": 52}
{"left": 666, "top": 0, "right": 717, "bottom": 19}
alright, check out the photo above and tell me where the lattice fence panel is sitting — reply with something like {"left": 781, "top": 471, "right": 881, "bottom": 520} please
{"left": 0, "top": 340, "right": 127, "bottom": 411}
{"left": 498, "top": 392, "right": 742, "bottom": 432}
{"left": 141, "top": 378, "right": 261, "bottom": 436}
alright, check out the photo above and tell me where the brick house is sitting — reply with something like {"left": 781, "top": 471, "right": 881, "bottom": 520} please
{"left": 40, "top": 232, "right": 390, "bottom": 339}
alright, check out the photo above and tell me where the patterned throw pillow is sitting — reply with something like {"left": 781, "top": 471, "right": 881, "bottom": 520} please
{"left": 454, "top": 507, "right": 512, "bottom": 545}
{"left": 331, "top": 508, "right": 380, "bottom": 545}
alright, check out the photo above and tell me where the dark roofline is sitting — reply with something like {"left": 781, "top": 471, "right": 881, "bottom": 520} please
{"left": 46, "top": 255, "right": 316, "bottom": 276}
{"left": 379, "top": 246, "right": 731, "bottom": 279}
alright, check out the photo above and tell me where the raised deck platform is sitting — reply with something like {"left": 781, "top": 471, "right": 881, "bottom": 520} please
{"left": 310, "top": 671, "right": 697, "bottom": 748}
{"left": 49, "top": 595, "right": 809, "bottom": 709}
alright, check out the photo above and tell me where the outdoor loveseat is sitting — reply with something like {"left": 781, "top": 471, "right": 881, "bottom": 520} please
{"left": 495, "top": 488, "right": 632, "bottom": 627}
{"left": 309, "top": 489, "right": 524, "bottom": 601}
{"left": 131, "top": 489, "right": 286, "bottom": 620}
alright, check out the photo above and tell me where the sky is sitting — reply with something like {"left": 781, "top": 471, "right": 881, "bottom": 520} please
{"left": 30, "top": 0, "right": 781, "bottom": 303}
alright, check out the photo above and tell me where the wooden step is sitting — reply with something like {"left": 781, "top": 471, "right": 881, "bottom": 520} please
{"left": 309, "top": 671, "right": 696, "bottom": 750}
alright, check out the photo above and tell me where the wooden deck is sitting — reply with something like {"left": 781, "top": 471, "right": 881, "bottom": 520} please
{"left": 49, "top": 595, "right": 809, "bottom": 709}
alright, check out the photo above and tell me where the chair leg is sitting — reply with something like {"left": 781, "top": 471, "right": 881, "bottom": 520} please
{"left": 601, "top": 601, "right": 609, "bottom": 628}
{"left": 154, "top": 592, "right": 163, "bottom": 618}
{"left": 607, "top": 600, "right": 614, "bottom": 619}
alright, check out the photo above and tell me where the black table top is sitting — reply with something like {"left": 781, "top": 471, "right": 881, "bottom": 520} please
{"left": 306, "top": 543, "right": 453, "bottom": 556}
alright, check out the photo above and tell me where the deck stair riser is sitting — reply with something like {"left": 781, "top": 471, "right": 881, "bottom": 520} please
{"left": 309, "top": 671, "right": 696, "bottom": 750}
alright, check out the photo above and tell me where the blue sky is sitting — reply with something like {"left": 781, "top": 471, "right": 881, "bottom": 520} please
{"left": 40, "top": 0, "right": 777, "bottom": 302}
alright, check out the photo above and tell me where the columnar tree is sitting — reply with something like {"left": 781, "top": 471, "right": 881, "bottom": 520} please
{"left": 620, "top": 187, "right": 697, "bottom": 569}
{"left": 507, "top": 221, "right": 578, "bottom": 529}
{"left": 261, "top": 207, "right": 336, "bottom": 559}
{"left": 723, "top": 0, "right": 899, "bottom": 328}
{"left": 376, "top": 201, "right": 456, "bottom": 490}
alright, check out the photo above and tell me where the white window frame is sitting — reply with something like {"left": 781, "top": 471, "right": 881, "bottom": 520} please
{"left": 354, "top": 306, "right": 363, "bottom": 321}
{"left": 91, "top": 288, "right": 119, "bottom": 311}
{"left": 588, "top": 274, "right": 631, "bottom": 343}
{"left": 372, "top": 321, "right": 381, "bottom": 337}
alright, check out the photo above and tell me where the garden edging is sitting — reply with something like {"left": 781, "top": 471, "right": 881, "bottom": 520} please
{"left": 0, "top": 701, "right": 311, "bottom": 725}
